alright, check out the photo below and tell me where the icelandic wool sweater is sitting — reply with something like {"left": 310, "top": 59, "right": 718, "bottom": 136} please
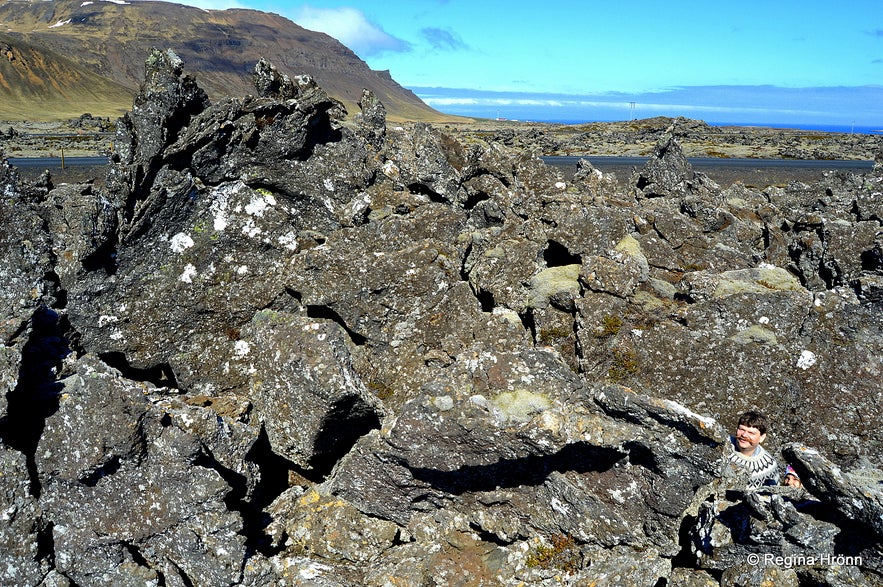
{"left": 725, "top": 439, "right": 780, "bottom": 488}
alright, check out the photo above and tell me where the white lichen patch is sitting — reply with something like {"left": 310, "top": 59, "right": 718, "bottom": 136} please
{"left": 97, "top": 315, "right": 118, "bottom": 327}
{"left": 323, "top": 178, "right": 335, "bottom": 192}
{"left": 278, "top": 231, "right": 299, "bottom": 251}
{"left": 662, "top": 399, "right": 717, "bottom": 428}
{"left": 797, "top": 350, "right": 817, "bottom": 370}
{"left": 554, "top": 181, "right": 567, "bottom": 190}
{"left": 550, "top": 497, "right": 570, "bottom": 514}
{"left": 462, "top": 351, "right": 500, "bottom": 374}
{"left": 213, "top": 213, "right": 228, "bottom": 231}
{"left": 233, "top": 340, "right": 251, "bottom": 358}
{"left": 179, "top": 264, "right": 197, "bottom": 283}
{"left": 236, "top": 265, "right": 249, "bottom": 275}
{"left": 241, "top": 219, "right": 261, "bottom": 238}
{"left": 209, "top": 182, "right": 245, "bottom": 231}
{"left": 607, "top": 480, "right": 640, "bottom": 504}
{"left": 169, "top": 232, "right": 195, "bottom": 253}
{"left": 381, "top": 160, "right": 400, "bottom": 179}
{"left": 245, "top": 192, "right": 276, "bottom": 217}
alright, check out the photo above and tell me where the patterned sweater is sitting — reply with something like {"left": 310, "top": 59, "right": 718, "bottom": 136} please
{"left": 725, "top": 439, "right": 780, "bottom": 488}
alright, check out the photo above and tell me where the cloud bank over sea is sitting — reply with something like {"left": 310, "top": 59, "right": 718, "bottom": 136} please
{"left": 413, "top": 85, "right": 883, "bottom": 129}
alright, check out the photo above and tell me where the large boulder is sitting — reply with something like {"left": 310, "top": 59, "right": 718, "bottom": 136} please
{"left": 36, "top": 356, "right": 248, "bottom": 587}
{"left": 633, "top": 132, "right": 719, "bottom": 199}
{"left": 783, "top": 444, "right": 883, "bottom": 539}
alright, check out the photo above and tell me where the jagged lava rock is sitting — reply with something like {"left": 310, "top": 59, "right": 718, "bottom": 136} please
{"left": 0, "top": 48, "right": 881, "bottom": 586}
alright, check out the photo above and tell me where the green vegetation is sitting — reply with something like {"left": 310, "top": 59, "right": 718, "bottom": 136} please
{"left": 367, "top": 380, "right": 394, "bottom": 401}
{"left": 681, "top": 262, "right": 707, "bottom": 272}
{"left": 608, "top": 347, "right": 639, "bottom": 383}
{"left": 538, "top": 325, "right": 571, "bottom": 345}
{"left": 192, "top": 219, "right": 211, "bottom": 235}
{"left": 525, "top": 534, "right": 581, "bottom": 574}
{"left": 597, "top": 314, "right": 623, "bottom": 338}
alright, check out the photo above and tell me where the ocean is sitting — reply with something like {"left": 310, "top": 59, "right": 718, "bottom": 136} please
{"left": 692, "top": 122, "right": 879, "bottom": 134}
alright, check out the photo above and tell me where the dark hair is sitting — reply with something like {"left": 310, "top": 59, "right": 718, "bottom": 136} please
{"left": 738, "top": 410, "right": 769, "bottom": 435}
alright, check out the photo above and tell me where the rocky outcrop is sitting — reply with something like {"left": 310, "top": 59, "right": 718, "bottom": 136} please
{"left": 1, "top": 51, "right": 881, "bottom": 586}
{"left": 459, "top": 116, "right": 883, "bottom": 161}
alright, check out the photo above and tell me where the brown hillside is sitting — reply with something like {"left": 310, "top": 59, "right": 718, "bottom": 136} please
{"left": 0, "top": 0, "right": 457, "bottom": 121}
{"left": 0, "top": 32, "right": 133, "bottom": 120}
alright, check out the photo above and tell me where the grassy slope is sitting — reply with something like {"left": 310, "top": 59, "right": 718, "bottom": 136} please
{"left": 0, "top": 32, "right": 134, "bottom": 120}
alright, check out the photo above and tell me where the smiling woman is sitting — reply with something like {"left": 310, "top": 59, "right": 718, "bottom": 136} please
{"left": 724, "top": 410, "right": 780, "bottom": 488}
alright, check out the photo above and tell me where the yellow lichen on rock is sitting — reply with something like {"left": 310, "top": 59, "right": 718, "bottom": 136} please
{"left": 492, "top": 388, "right": 552, "bottom": 423}
{"left": 528, "top": 264, "right": 581, "bottom": 308}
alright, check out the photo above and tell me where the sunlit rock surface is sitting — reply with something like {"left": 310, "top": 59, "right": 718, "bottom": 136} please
{"left": 0, "top": 50, "right": 881, "bottom": 586}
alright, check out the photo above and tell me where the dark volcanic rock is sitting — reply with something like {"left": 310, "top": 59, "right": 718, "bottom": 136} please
{"left": 633, "top": 132, "right": 719, "bottom": 199}
{"left": 0, "top": 446, "right": 43, "bottom": 586}
{"left": 1, "top": 52, "right": 881, "bottom": 586}
{"left": 783, "top": 444, "right": 883, "bottom": 538}
{"left": 37, "top": 356, "right": 246, "bottom": 587}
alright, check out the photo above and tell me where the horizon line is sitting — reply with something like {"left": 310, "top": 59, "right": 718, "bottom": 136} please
{"left": 407, "top": 84, "right": 883, "bottom": 128}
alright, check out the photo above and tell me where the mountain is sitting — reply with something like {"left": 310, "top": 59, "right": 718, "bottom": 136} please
{"left": 0, "top": 0, "right": 453, "bottom": 121}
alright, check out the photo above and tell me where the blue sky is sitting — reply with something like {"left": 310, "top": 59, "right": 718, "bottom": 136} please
{"left": 181, "top": 0, "right": 883, "bottom": 128}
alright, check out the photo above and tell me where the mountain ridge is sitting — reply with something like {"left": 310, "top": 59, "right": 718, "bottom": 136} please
{"left": 0, "top": 0, "right": 456, "bottom": 121}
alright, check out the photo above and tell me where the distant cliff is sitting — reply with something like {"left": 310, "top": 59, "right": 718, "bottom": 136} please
{"left": 0, "top": 0, "right": 451, "bottom": 121}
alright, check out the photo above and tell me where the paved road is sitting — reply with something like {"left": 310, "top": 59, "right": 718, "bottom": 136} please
{"left": 8, "top": 156, "right": 109, "bottom": 168}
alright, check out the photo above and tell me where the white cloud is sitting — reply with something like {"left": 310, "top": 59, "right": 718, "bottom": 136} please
{"left": 414, "top": 85, "right": 879, "bottom": 124}
{"left": 293, "top": 6, "right": 411, "bottom": 56}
